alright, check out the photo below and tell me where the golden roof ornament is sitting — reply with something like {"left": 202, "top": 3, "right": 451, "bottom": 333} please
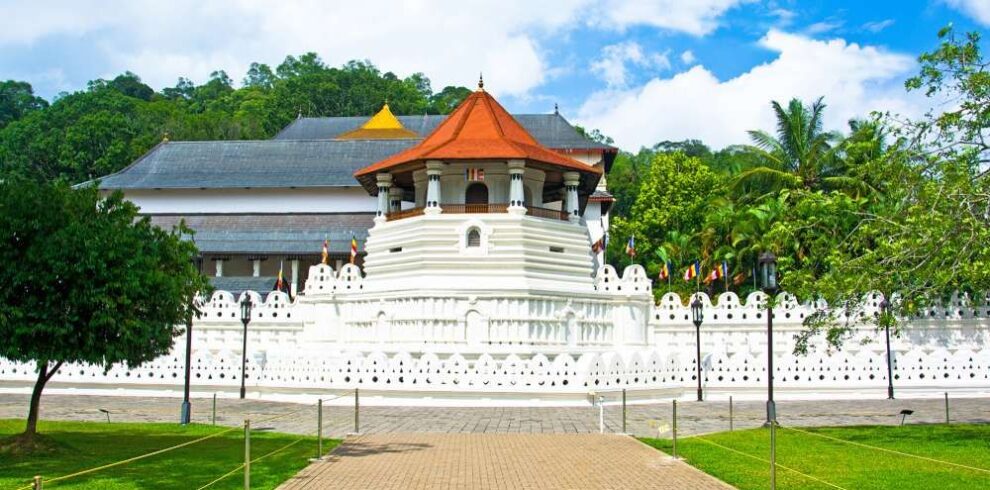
{"left": 336, "top": 102, "right": 419, "bottom": 140}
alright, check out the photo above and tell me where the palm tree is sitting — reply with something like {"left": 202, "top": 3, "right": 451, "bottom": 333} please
{"left": 735, "top": 97, "right": 862, "bottom": 197}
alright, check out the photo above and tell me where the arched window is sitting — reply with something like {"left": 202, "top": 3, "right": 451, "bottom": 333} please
{"left": 467, "top": 228, "right": 481, "bottom": 247}
{"left": 465, "top": 183, "right": 489, "bottom": 205}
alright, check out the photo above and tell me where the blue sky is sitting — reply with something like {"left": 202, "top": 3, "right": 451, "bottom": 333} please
{"left": 1, "top": 0, "right": 987, "bottom": 151}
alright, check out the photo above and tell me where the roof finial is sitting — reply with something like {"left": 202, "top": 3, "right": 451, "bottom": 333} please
{"left": 162, "top": 131, "right": 170, "bottom": 143}
{"left": 554, "top": 103, "right": 559, "bottom": 115}
{"left": 477, "top": 72, "right": 484, "bottom": 91}
{"left": 297, "top": 108, "right": 302, "bottom": 119}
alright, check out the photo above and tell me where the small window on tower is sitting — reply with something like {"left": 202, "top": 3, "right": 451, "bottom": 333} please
{"left": 467, "top": 228, "right": 481, "bottom": 247}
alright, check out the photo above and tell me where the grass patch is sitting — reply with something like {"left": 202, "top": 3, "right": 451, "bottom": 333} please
{"left": 641, "top": 424, "right": 990, "bottom": 489}
{"left": 0, "top": 419, "right": 339, "bottom": 489}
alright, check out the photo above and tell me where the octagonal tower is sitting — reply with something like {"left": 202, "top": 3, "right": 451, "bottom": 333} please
{"left": 353, "top": 80, "right": 604, "bottom": 294}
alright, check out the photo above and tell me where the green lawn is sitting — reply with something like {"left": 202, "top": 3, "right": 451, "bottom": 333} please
{"left": 0, "top": 419, "right": 339, "bottom": 489}
{"left": 642, "top": 424, "right": 990, "bottom": 489}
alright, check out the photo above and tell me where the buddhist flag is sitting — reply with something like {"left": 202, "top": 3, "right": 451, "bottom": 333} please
{"left": 321, "top": 238, "right": 329, "bottom": 265}
{"left": 658, "top": 262, "right": 670, "bottom": 281}
{"left": 466, "top": 168, "right": 485, "bottom": 181}
{"left": 683, "top": 260, "right": 700, "bottom": 281}
{"left": 350, "top": 236, "right": 358, "bottom": 264}
{"left": 591, "top": 236, "right": 605, "bottom": 253}
{"left": 625, "top": 236, "right": 636, "bottom": 258}
{"left": 719, "top": 261, "right": 729, "bottom": 279}
{"left": 275, "top": 261, "right": 285, "bottom": 291}
{"left": 705, "top": 268, "right": 718, "bottom": 284}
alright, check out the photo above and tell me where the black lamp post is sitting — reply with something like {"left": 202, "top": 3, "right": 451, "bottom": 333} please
{"left": 239, "top": 295, "right": 253, "bottom": 399}
{"left": 181, "top": 255, "right": 203, "bottom": 425}
{"left": 691, "top": 295, "right": 704, "bottom": 401}
{"left": 759, "top": 251, "right": 778, "bottom": 426}
{"left": 880, "top": 297, "right": 895, "bottom": 399}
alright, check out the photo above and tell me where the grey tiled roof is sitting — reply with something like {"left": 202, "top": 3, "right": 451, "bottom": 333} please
{"left": 97, "top": 139, "right": 416, "bottom": 190}
{"left": 210, "top": 276, "right": 278, "bottom": 295}
{"left": 151, "top": 214, "right": 372, "bottom": 254}
{"left": 275, "top": 113, "right": 614, "bottom": 151}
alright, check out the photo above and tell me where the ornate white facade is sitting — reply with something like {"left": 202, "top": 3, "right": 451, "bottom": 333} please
{"left": 2, "top": 270, "right": 987, "bottom": 404}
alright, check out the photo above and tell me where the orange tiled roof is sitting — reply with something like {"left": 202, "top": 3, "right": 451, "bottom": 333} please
{"left": 354, "top": 90, "right": 602, "bottom": 179}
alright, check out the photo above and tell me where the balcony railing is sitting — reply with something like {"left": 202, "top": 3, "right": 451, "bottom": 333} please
{"left": 385, "top": 203, "right": 570, "bottom": 222}
{"left": 443, "top": 203, "right": 509, "bottom": 214}
{"left": 385, "top": 207, "right": 425, "bottom": 221}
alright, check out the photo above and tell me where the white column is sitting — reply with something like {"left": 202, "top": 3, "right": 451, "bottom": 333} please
{"left": 375, "top": 173, "right": 392, "bottom": 223}
{"left": 290, "top": 259, "right": 299, "bottom": 297}
{"left": 252, "top": 259, "right": 262, "bottom": 277}
{"left": 425, "top": 160, "right": 443, "bottom": 215}
{"left": 214, "top": 259, "right": 224, "bottom": 277}
{"left": 563, "top": 171, "right": 581, "bottom": 221}
{"left": 389, "top": 187, "right": 403, "bottom": 213}
{"left": 507, "top": 159, "right": 526, "bottom": 215}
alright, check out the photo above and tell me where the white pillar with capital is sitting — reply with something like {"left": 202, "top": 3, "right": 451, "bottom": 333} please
{"left": 375, "top": 172, "right": 392, "bottom": 224}
{"left": 507, "top": 159, "right": 526, "bottom": 215}
{"left": 290, "top": 259, "right": 299, "bottom": 297}
{"left": 252, "top": 259, "right": 262, "bottom": 277}
{"left": 563, "top": 171, "right": 581, "bottom": 222}
{"left": 214, "top": 259, "right": 224, "bottom": 277}
{"left": 389, "top": 186, "right": 403, "bottom": 213}
{"left": 425, "top": 160, "right": 444, "bottom": 215}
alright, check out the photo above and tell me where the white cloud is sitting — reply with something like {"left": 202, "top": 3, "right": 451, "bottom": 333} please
{"left": 590, "top": 0, "right": 752, "bottom": 36}
{"left": 944, "top": 0, "right": 990, "bottom": 26}
{"left": 0, "top": 0, "right": 587, "bottom": 97}
{"left": 680, "top": 50, "right": 696, "bottom": 65}
{"left": 577, "top": 30, "right": 923, "bottom": 150}
{"left": 591, "top": 42, "right": 670, "bottom": 88}
{"left": 0, "top": 0, "right": 750, "bottom": 99}
{"left": 862, "top": 19, "right": 895, "bottom": 33}
{"left": 805, "top": 20, "right": 844, "bottom": 35}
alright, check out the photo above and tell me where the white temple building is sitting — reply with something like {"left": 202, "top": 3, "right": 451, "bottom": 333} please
{"left": 1, "top": 82, "right": 987, "bottom": 405}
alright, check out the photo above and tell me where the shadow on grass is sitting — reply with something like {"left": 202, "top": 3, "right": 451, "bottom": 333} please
{"left": 0, "top": 420, "right": 336, "bottom": 490}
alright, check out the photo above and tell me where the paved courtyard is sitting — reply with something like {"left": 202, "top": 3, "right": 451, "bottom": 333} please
{"left": 277, "top": 433, "right": 732, "bottom": 489}
{"left": 1, "top": 392, "right": 986, "bottom": 438}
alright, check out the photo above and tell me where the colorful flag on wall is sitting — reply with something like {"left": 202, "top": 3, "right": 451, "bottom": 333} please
{"left": 591, "top": 236, "right": 605, "bottom": 253}
{"left": 625, "top": 236, "right": 636, "bottom": 258}
{"left": 275, "top": 261, "right": 285, "bottom": 291}
{"left": 321, "top": 238, "right": 329, "bottom": 265}
{"left": 465, "top": 168, "right": 485, "bottom": 181}
{"left": 683, "top": 260, "right": 700, "bottom": 281}
{"left": 350, "top": 236, "right": 358, "bottom": 264}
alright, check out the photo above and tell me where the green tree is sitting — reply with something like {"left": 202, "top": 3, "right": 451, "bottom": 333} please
{"left": 0, "top": 80, "right": 48, "bottom": 129}
{"left": 736, "top": 98, "right": 860, "bottom": 196}
{"left": 610, "top": 152, "right": 722, "bottom": 282}
{"left": 429, "top": 86, "right": 472, "bottom": 114}
{"left": 0, "top": 179, "right": 209, "bottom": 446}
{"left": 243, "top": 62, "right": 276, "bottom": 89}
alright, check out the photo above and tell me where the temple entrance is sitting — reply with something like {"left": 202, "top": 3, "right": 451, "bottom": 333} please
{"left": 465, "top": 183, "right": 489, "bottom": 205}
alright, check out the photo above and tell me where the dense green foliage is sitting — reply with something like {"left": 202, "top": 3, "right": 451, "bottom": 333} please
{"left": 604, "top": 26, "right": 990, "bottom": 349}
{"left": 642, "top": 424, "right": 990, "bottom": 490}
{"left": 0, "top": 54, "right": 470, "bottom": 183}
{"left": 0, "top": 419, "right": 336, "bottom": 489}
{"left": 0, "top": 179, "right": 210, "bottom": 435}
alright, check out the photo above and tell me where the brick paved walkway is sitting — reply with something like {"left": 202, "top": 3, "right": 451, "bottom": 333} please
{"left": 278, "top": 433, "right": 732, "bottom": 489}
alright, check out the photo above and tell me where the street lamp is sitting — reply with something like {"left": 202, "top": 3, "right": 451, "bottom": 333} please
{"left": 759, "top": 251, "right": 778, "bottom": 426}
{"left": 880, "top": 297, "right": 895, "bottom": 399}
{"left": 181, "top": 254, "right": 203, "bottom": 425}
{"left": 239, "top": 294, "right": 253, "bottom": 399}
{"left": 691, "top": 295, "right": 704, "bottom": 402}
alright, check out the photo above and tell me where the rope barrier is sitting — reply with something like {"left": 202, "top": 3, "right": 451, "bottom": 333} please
{"left": 195, "top": 433, "right": 310, "bottom": 489}
{"left": 691, "top": 435, "right": 849, "bottom": 490}
{"left": 780, "top": 425, "right": 990, "bottom": 475}
{"left": 15, "top": 396, "right": 338, "bottom": 490}
{"left": 14, "top": 425, "right": 241, "bottom": 490}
